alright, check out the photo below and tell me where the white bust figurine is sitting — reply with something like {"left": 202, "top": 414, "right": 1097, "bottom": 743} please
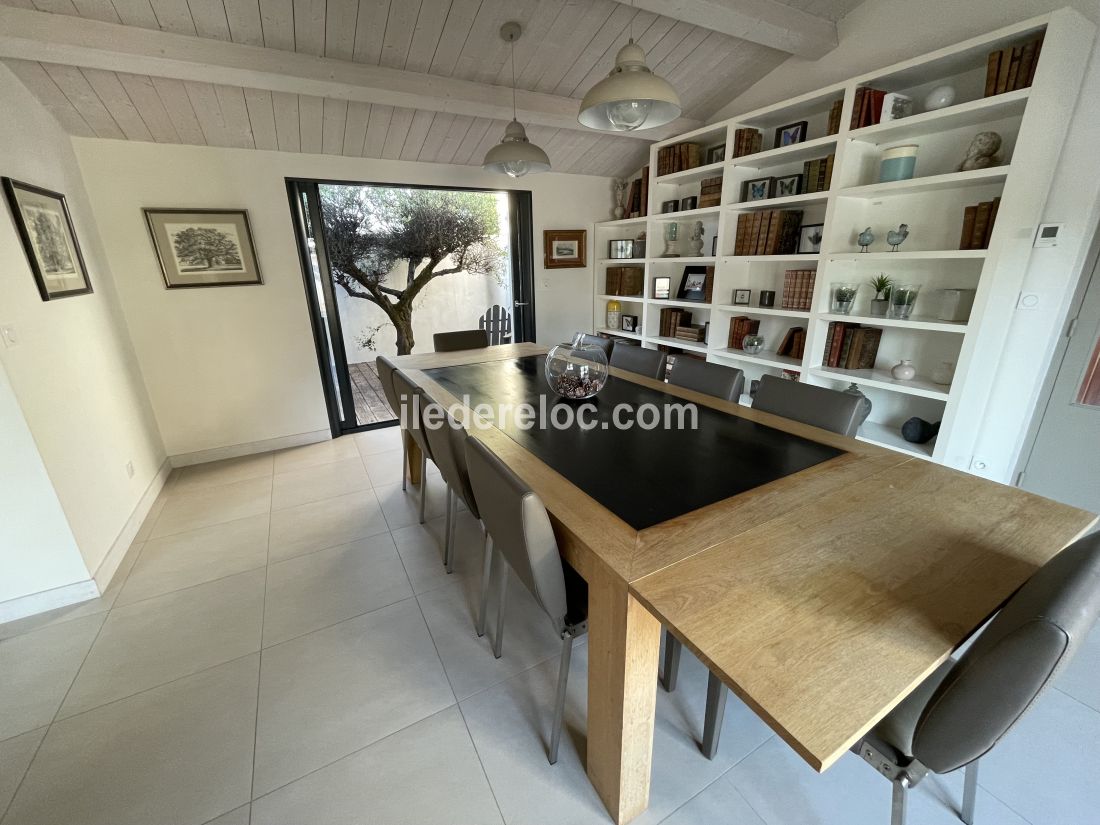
{"left": 688, "top": 220, "right": 705, "bottom": 256}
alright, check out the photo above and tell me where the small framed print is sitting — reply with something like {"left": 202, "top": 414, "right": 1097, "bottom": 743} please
{"left": 711, "top": 236, "right": 718, "bottom": 256}
{"left": 145, "top": 208, "right": 262, "bottom": 288}
{"left": 621, "top": 314, "right": 638, "bottom": 333}
{"left": 660, "top": 199, "right": 680, "bottom": 214}
{"left": 742, "top": 177, "right": 774, "bottom": 202}
{"left": 680, "top": 196, "right": 698, "bottom": 211}
{"left": 543, "top": 229, "right": 587, "bottom": 268}
{"left": 676, "top": 265, "right": 713, "bottom": 303}
{"left": 772, "top": 173, "right": 803, "bottom": 198}
{"left": 774, "top": 120, "right": 808, "bottom": 148}
{"left": 3, "top": 178, "right": 92, "bottom": 301}
{"left": 705, "top": 144, "right": 726, "bottom": 165}
{"left": 799, "top": 223, "right": 824, "bottom": 254}
{"left": 653, "top": 276, "right": 672, "bottom": 299}
{"left": 733, "top": 288, "right": 751, "bottom": 306}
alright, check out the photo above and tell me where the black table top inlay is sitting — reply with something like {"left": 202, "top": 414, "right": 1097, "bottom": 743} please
{"left": 424, "top": 356, "right": 844, "bottom": 530}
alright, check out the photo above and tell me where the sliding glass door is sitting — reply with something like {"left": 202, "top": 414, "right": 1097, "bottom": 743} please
{"left": 287, "top": 179, "right": 535, "bottom": 434}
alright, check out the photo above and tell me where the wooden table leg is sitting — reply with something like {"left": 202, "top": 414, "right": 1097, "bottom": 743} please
{"left": 405, "top": 432, "right": 422, "bottom": 486}
{"left": 586, "top": 567, "right": 662, "bottom": 824}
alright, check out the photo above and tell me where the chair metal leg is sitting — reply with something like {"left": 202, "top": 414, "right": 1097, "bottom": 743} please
{"left": 401, "top": 437, "right": 407, "bottom": 491}
{"left": 549, "top": 635, "right": 574, "bottom": 765}
{"left": 961, "top": 761, "right": 979, "bottom": 825}
{"left": 445, "top": 488, "right": 458, "bottom": 574}
{"left": 443, "top": 486, "right": 454, "bottom": 569}
{"left": 476, "top": 531, "right": 493, "bottom": 637}
{"left": 493, "top": 558, "right": 508, "bottom": 659}
{"left": 418, "top": 451, "right": 428, "bottom": 524}
{"left": 661, "top": 630, "right": 682, "bottom": 692}
{"left": 891, "top": 781, "right": 909, "bottom": 825}
{"left": 701, "top": 671, "right": 727, "bottom": 759}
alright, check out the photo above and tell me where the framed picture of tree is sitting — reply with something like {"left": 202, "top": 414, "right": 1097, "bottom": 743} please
{"left": 143, "top": 208, "right": 262, "bottom": 288}
{"left": 3, "top": 177, "right": 92, "bottom": 301}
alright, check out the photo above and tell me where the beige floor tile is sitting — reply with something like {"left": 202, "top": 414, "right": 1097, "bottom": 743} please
{"left": 272, "top": 438, "right": 359, "bottom": 473}
{"left": 117, "top": 514, "right": 269, "bottom": 607}
{"left": 374, "top": 475, "right": 451, "bottom": 531}
{"left": 391, "top": 511, "right": 483, "bottom": 595}
{"left": 4, "top": 656, "right": 258, "bottom": 825}
{"left": 0, "top": 614, "right": 104, "bottom": 740}
{"left": 271, "top": 457, "right": 371, "bottom": 511}
{"left": 133, "top": 492, "right": 168, "bottom": 543}
{"left": 172, "top": 453, "right": 274, "bottom": 494}
{"left": 151, "top": 476, "right": 271, "bottom": 539}
{"left": 59, "top": 569, "right": 265, "bottom": 718}
{"left": 353, "top": 425, "right": 402, "bottom": 456}
{"left": 253, "top": 598, "right": 454, "bottom": 796}
{"left": 0, "top": 727, "right": 47, "bottom": 817}
{"left": 262, "top": 534, "right": 412, "bottom": 647}
{"left": 360, "top": 447, "right": 406, "bottom": 488}
{"left": 268, "top": 490, "right": 388, "bottom": 563}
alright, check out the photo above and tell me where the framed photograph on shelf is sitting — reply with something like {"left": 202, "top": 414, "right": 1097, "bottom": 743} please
{"left": 542, "top": 229, "right": 587, "bottom": 268}
{"left": 680, "top": 196, "right": 698, "bottom": 211}
{"left": 705, "top": 144, "right": 726, "bottom": 165}
{"left": 3, "top": 177, "right": 92, "bottom": 301}
{"left": 774, "top": 121, "right": 808, "bottom": 148}
{"left": 660, "top": 199, "right": 680, "bottom": 213}
{"left": 144, "top": 208, "right": 262, "bottom": 288}
{"left": 742, "top": 177, "right": 773, "bottom": 202}
{"left": 772, "top": 173, "right": 803, "bottom": 198}
{"left": 798, "top": 223, "right": 824, "bottom": 254}
{"left": 676, "top": 265, "right": 713, "bottom": 303}
{"left": 621, "top": 314, "right": 638, "bottom": 333}
{"left": 733, "top": 288, "right": 751, "bottom": 306}
{"left": 653, "top": 276, "right": 671, "bottom": 299}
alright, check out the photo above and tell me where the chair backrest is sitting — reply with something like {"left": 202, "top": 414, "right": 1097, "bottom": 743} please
{"left": 479, "top": 305, "right": 513, "bottom": 345}
{"left": 610, "top": 345, "right": 666, "bottom": 380}
{"left": 391, "top": 369, "right": 432, "bottom": 458}
{"left": 433, "top": 329, "right": 490, "bottom": 352}
{"left": 577, "top": 333, "right": 613, "bottom": 359}
{"left": 465, "top": 437, "right": 570, "bottom": 633}
{"left": 668, "top": 357, "right": 744, "bottom": 402}
{"left": 751, "top": 375, "right": 862, "bottom": 436}
{"left": 911, "top": 533, "right": 1100, "bottom": 773}
{"left": 422, "top": 404, "right": 479, "bottom": 519}
{"left": 375, "top": 355, "right": 400, "bottom": 415}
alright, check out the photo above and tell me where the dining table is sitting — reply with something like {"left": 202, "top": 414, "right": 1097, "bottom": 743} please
{"left": 391, "top": 341, "right": 1096, "bottom": 825}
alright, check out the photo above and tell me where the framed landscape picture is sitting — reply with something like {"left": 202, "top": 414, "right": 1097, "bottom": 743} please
{"left": 144, "top": 208, "right": 262, "bottom": 288}
{"left": 3, "top": 178, "right": 92, "bottom": 301}
{"left": 543, "top": 229, "right": 587, "bottom": 269}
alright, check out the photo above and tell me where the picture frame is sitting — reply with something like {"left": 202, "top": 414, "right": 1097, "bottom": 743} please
{"left": 653, "top": 276, "right": 672, "bottom": 299}
{"left": 798, "top": 223, "right": 824, "bottom": 254}
{"left": 144, "top": 208, "right": 262, "bottom": 288}
{"left": 680, "top": 196, "right": 698, "bottom": 211}
{"left": 660, "top": 199, "right": 680, "bottom": 214}
{"left": 742, "top": 177, "right": 774, "bottom": 202}
{"left": 771, "top": 173, "right": 803, "bottom": 199}
{"left": 621, "top": 314, "right": 638, "bottom": 333}
{"left": 774, "top": 120, "right": 808, "bottom": 148}
{"left": 3, "top": 177, "right": 92, "bottom": 301}
{"left": 608, "top": 239, "right": 634, "bottom": 259}
{"left": 705, "top": 144, "right": 726, "bottom": 165}
{"left": 676, "top": 265, "right": 714, "bottom": 303}
{"left": 711, "top": 236, "right": 718, "bottom": 256}
{"left": 542, "top": 229, "right": 587, "bottom": 268}
{"left": 733, "top": 288, "right": 752, "bottom": 306}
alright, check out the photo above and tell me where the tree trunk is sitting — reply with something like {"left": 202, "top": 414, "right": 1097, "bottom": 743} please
{"left": 392, "top": 301, "right": 415, "bottom": 355}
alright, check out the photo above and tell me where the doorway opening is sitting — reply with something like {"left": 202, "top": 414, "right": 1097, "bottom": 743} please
{"left": 287, "top": 179, "right": 535, "bottom": 435}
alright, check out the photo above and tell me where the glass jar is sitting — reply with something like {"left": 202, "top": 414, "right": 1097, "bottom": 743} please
{"left": 831, "top": 283, "right": 858, "bottom": 314}
{"left": 742, "top": 334, "right": 765, "bottom": 355}
{"left": 545, "top": 334, "right": 609, "bottom": 400}
{"left": 606, "top": 300, "right": 621, "bottom": 331}
{"left": 888, "top": 284, "right": 921, "bottom": 320}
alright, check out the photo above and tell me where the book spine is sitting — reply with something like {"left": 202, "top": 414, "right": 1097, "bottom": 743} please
{"left": 972, "top": 201, "right": 993, "bottom": 249}
{"left": 983, "top": 196, "right": 1001, "bottom": 248}
{"left": 829, "top": 322, "right": 846, "bottom": 367}
{"left": 985, "top": 49, "right": 1001, "bottom": 97}
{"left": 823, "top": 321, "right": 837, "bottom": 363}
{"left": 1005, "top": 46, "right": 1022, "bottom": 92}
{"left": 960, "top": 205, "right": 978, "bottom": 250}
{"left": 850, "top": 87, "right": 866, "bottom": 130}
{"left": 995, "top": 47, "right": 1012, "bottom": 94}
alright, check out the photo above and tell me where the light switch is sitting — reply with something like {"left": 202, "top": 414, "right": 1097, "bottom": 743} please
{"left": 0, "top": 325, "right": 16, "bottom": 348}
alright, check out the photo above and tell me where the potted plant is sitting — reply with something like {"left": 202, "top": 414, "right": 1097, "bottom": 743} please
{"left": 831, "top": 283, "right": 858, "bottom": 315}
{"left": 888, "top": 283, "right": 921, "bottom": 320}
{"left": 869, "top": 273, "right": 893, "bottom": 317}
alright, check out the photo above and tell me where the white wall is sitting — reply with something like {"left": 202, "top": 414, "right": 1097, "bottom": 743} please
{"left": 74, "top": 140, "right": 613, "bottom": 458}
{"left": 711, "top": 0, "right": 1100, "bottom": 483}
{"left": 0, "top": 63, "right": 166, "bottom": 608}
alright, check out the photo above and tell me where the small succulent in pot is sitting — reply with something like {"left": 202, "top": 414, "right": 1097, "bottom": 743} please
{"left": 831, "top": 283, "right": 858, "bottom": 315}
{"left": 869, "top": 273, "right": 893, "bottom": 316}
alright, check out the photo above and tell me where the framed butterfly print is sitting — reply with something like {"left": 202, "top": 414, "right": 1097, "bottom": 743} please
{"left": 742, "top": 177, "right": 774, "bottom": 202}
{"left": 771, "top": 173, "right": 803, "bottom": 198}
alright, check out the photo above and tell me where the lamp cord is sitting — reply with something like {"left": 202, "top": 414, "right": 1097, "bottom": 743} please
{"left": 510, "top": 37, "right": 517, "bottom": 121}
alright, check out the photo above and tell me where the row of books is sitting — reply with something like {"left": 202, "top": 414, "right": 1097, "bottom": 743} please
{"left": 732, "top": 128, "right": 763, "bottom": 158}
{"left": 850, "top": 86, "right": 887, "bottom": 129}
{"left": 658, "top": 308, "right": 695, "bottom": 339}
{"left": 959, "top": 197, "right": 1001, "bottom": 250}
{"left": 698, "top": 176, "right": 723, "bottom": 208}
{"left": 604, "top": 266, "right": 644, "bottom": 297}
{"left": 733, "top": 210, "right": 803, "bottom": 256}
{"left": 656, "top": 142, "right": 701, "bottom": 176}
{"left": 775, "top": 327, "right": 806, "bottom": 359}
{"left": 782, "top": 269, "right": 816, "bottom": 311}
{"left": 823, "top": 323, "right": 883, "bottom": 370}
{"left": 727, "top": 316, "right": 760, "bottom": 350}
{"left": 674, "top": 324, "right": 707, "bottom": 343}
{"left": 826, "top": 98, "right": 844, "bottom": 136}
{"left": 801, "top": 154, "right": 835, "bottom": 194}
{"left": 623, "top": 167, "right": 649, "bottom": 218}
{"left": 985, "top": 35, "right": 1043, "bottom": 97}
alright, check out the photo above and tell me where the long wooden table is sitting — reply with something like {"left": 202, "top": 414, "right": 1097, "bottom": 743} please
{"left": 393, "top": 343, "right": 1095, "bottom": 823}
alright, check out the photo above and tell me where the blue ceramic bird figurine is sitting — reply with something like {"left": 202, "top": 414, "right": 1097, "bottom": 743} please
{"left": 887, "top": 224, "right": 910, "bottom": 251}
{"left": 857, "top": 227, "right": 874, "bottom": 252}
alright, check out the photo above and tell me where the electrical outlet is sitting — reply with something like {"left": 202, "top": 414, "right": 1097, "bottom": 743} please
{"left": 1, "top": 325, "right": 16, "bottom": 348}
{"left": 125, "top": 461, "right": 135, "bottom": 479}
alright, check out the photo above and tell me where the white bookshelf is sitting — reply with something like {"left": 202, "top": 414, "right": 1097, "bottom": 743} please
{"left": 593, "top": 10, "right": 1094, "bottom": 467}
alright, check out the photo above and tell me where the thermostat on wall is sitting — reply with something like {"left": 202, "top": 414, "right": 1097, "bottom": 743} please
{"left": 1033, "top": 223, "right": 1064, "bottom": 247}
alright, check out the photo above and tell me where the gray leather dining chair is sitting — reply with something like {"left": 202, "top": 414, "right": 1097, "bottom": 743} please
{"left": 392, "top": 370, "right": 435, "bottom": 524}
{"left": 376, "top": 355, "right": 406, "bottom": 490}
{"left": 577, "top": 333, "right": 614, "bottom": 359}
{"left": 667, "top": 357, "right": 745, "bottom": 402}
{"left": 751, "top": 374, "right": 863, "bottom": 437}
{"left": 433, "top": 329, "right": 490, "bottom": 352}
{"left": 610, "top": 344, "right": 666, "bottom": 380}
{"left": 853, "top": 532, "right": 1100, "bottom": 825}
{"left": 465, "top": 437, "right": 588, "bottom": 765}
{"left": 421, "top": 401, "right": 485, "bottom": 574}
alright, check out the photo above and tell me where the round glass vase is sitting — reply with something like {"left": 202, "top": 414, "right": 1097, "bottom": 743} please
{"left": 742, "top": 334, "right": 765, "bottom": 355}
{"left": 831, "top": 283, "right": 858, "bottom": 315}
{"left": 544, "top": 334, "right": 609, "bottom": 400}
{"left": 888, "top": 284, "right": 921, "bottom": 320}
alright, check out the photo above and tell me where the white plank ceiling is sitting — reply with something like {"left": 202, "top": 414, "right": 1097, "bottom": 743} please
{"left": 1, "top": 0, "right": 864, "bottom": 177}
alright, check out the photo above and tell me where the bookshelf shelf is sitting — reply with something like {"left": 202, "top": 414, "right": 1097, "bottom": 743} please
{"left": 857, "top": 422, "right": 935, "bottom": 459}
{"left": 650, "top": 298, "right": 713, "bottom": 309}
{"left": 722, "top": 254, "right": 821, "bottom": 263}
{"left": 649, "top": 256, "right": 717, "bottom": 264}
{"left": 825, "top": 250, "right": 987, "bottom": 261}
{"left": 644, "top": 335, "right": 709, "bottom": 354}
{"left": 654, "top": 161, "right": 725, "bottom": 184}
{"left": 810, "top": 366, "right": 950, "bottom": 400}
{"left": 595, "top": 217, "right": 648, "bottom": 228}
{"left": 598, "top": 294, "right": 645, "bottom": 302}
{"left": 596, "top": 327, "right": 642, "bottom": 341}
{"left": 714, "top": 306, "right": 811, "bottom": 319}
{"left": 598, "top": 258, "right": 645, "bottom": 265}
{"left": 651, "top": 205, "right": 722, "bottom": 221}
{"left": 727, "top": 192, "right": 830, "bottom": 210}
{"left": 848, "top": 88, "right": 1030, "bottom": 145}
{"left": 712, "top": 349, "right": 802, "bottom": 370}
{"left": 817, "top": 313, "right": 969, "bottom": 333}
{"left": 728, "top": 135, "right": 839, "bottom": 169}
{"left": 836, "top": 167, "right": 1010, "bottom": 199}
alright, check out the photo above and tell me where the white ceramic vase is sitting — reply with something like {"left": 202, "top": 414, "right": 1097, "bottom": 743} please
{"left": 891, "top": 359, "right": 916, "bottom": 380}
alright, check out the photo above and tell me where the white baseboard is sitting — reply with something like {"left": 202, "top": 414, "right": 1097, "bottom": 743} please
{"left": 0, "top": 579, "right": 101, "bottom": 625}
{"left": 169, "top": 429, "right": 331, "bottom": 468}
{"left": 93, "top": 457, "right": 173, "bottom": 593}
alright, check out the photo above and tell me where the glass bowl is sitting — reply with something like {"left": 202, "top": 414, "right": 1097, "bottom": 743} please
{"left": 545, "top": 334, "right": 609, "bottom": 400}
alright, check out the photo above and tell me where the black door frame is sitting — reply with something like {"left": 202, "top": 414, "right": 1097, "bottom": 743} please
{"left": 286, "top": 177, "right": 536, "bottom": 436}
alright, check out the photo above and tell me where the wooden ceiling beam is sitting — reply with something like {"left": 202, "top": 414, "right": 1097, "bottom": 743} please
{"left": 0, "top": 7, "right": 702, "bottom": 141}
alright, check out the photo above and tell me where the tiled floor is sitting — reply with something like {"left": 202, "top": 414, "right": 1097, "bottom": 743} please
{"left": 1, "top": 426, "right": 1098, "bottom": 825}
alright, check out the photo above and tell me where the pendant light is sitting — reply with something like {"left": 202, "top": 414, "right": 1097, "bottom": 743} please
{"left": 483, "top": 22, "right": 551, "bottom": 178}
{"left": 578, "top": 3, "right": 681, "bottom": 132}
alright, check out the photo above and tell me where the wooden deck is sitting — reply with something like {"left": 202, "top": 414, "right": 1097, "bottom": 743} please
{"left": 349, "top": 362, "right": 396, "bottom": 426}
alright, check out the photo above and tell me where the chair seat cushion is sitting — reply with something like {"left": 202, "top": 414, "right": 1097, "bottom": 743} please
{"left": 872, "top": 658, "right": 955, "bottom": 757}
